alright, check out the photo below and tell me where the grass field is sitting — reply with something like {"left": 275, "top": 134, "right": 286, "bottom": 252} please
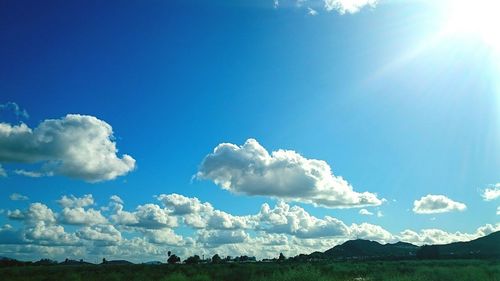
{"left": 1, "top": 260, "right": 499, "bottom": 281}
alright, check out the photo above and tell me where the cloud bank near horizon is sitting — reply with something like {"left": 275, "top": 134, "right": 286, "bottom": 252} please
{"left": 1, "top": 193, "right": 496, "bottom": 262}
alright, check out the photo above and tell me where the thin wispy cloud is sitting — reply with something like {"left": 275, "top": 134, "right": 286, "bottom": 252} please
{"left": 9, "top": 193, "right": 29, "bottom": 201}
{"left": 0, "top": 102, "right": 29, "bottom": 120}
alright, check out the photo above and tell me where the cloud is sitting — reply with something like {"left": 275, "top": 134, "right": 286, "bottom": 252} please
{"left": 9, "top": 193, "right": 29, "bottom": 201}
{"left": 349, "top": 223, "right": 394, "bottom": 242}
{"left": 76, "top": 225, "right": 122, "bottom": 245}
{"left": 0, "top": 102, "right": 29, "bottom": 119}
{"left": 256, "top": 201, "right": 349, "bottom": 238}
{"left": 14, "top": 169, "right": 45, "bottom": 178}
{"left": 1, "top": 192, "right": 498, "bottom": 262}
{"left": 111, "top": 203, "right": 178, "bottom": 229}
{"left": 308, "top": 7, "right": 318, "bottom": 16}
{"left": 0, "top": 114, "right": 135, "bottom": 182}
{"left": 413, "top": 194, "right": 467, "bottom": 214}
{"left": 359, "top": 209, "right": 373, "bottom": 216}
{"left": 482, "top": 183, "right": 500, "bottom": 201}
{"left": 0, "top": 165, "right": 6, "bottom": 177}
{"left": 59, "top": 207, "right": 108, "bottom": 226}
{"left": 197, "top": 229, "right": 250, "bottom": 246}
{"left": 497, "top": 206, "right": 500, "bottom": 215}
{"left": 324, "top": 0, "right": 378, "bottom": 14}
{"left": 58, "top": 194, "right": 95, "bottom": 208}
{"left": 197, "top": 139, "right": 382, "bottom": 208}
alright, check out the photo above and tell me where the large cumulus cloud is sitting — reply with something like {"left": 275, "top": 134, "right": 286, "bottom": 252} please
{"left": 0, "top": 114, "right": 135, "bottom": 182}
{"left": 197, "top": 139, "right": 382, "bottom": 208}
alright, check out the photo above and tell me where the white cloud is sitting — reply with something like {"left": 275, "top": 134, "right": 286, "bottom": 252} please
{"left": 324, "top": 0, "right": 378, "bottom": 14}
{"left": 359, "top": 209, "right": 373, "bottom": 215}
{"left": 308, "top": 7, "right": 319, "bottom": 16}
{"left": 59, "top": 207, "right": 107, "bottom": 226}
{"left": 110, "top": 195, "right": 124, "bottom": 205}
{"left": 482, "top": 184, "right": 500, "bottom": 201}
{"left": 9, "top": 193, "right": 29, "bottom": 201}
{"left": 256, "top": 201, "right": 349, "bottom": 238}
{"left": 413, "top": 194, "right": 467, "bottom": 214}
{"left": 58, "top": 194, "right": 95, "bottom": 208}
{"left": 197, "top": 139, "right": 382, "bottom": 208}
{"left": 497, "top": 206, "right": 500, "bottom": 215}
{"left": 141, "top": 229, "right": 184, "bottom": 245}
{"left": 197, "top": 229, "right": 250, "bottom": 246}
{"left": 349, "top": 223, "right": 394, "bottom": 243}
{"left": 0, "top": 114, "right": 135, "bottom": 182}
{"left": 111, "top": 203, "right": 178, "bottom": 229}
{"left": 24, "top": 221, "right": 79, "bottom": 246}
{"left": 14, "top": 169, "right": 45, "bottom": 178}
{"left": 76, "top": 225, "right": 121, "bottom": 245}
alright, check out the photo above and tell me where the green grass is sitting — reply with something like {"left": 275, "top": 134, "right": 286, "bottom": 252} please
{"left": 1, "top": 260, "right": 499, "bottom": 281}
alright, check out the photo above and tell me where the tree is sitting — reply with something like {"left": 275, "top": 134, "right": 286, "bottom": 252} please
{"left": 167, "top": 254, "right": 181, "bottom": 264}
{"left": 211, "top": 254, "right": 222, "bottom": 264}
{"left": 168, "top": 251, "right": 171, "bottom": 257}
{"left": 278, "top": 253, "right": 286, "bottom": 261}
{"left": 102, "top": 258, "right": 107, "bottom": 264}
{"left": 185, "top": 255, "right": 201, "bottom": 264}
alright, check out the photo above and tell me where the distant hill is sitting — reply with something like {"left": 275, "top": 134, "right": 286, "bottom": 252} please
{"left": 103, "top": 260, "right": 134, "bottom": 265}
{"left": 296, "top": 231, "right": 500, "bottom": 261}
{"left": 433, "top": 231, "right": 500, "bottom": 259}
{"left": 323, "top": 239, "right": 418, "bottom": 260}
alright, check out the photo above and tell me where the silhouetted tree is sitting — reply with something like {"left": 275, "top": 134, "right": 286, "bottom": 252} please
{"left": 102, "top": 258, "right": 107, "bottom": 264}
{"left": 185, "top": 255, "right": 201, "bottom": 264}
{"left": 212, "top": 254, "right": 222, "bottom": 264}
{"left": 168, "top": 251, "right": 171, "bottom": 257}
{"left": 278, "top": 253, "right": 286, "bottom": 261}
{"left": 167, "top": 254, "right": 181, "bottom": 264}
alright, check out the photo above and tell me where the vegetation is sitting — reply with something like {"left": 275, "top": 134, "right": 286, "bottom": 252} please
{"left": 0, "top": 259, "right": 499, "bottom": 281}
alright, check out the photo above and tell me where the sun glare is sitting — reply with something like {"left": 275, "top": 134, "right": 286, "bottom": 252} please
{"left": 445, "top": 0, "right": 500, "bottom": 50}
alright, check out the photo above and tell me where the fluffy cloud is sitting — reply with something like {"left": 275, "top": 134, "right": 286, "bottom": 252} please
{"left": 9, "top": 193, "right": 29, "bottom": 201}
{"left": 349, "top": 223, "right": 394, "bottom": 242}
{"left": 197, "top": 139, "right": 382, "bottom": 208}
{"left": 1, "top": 193, "right": 498, "bottom": 262}
{"left": 60, "top": 207, "right": 107, "bottom": 225}
{"left": 58, "top": 194, "right": 95, "bottom": 208}
{"left": 76, "top": 225, "right": 121, "bottom": 245}
{"left": 257, "top": 201, "right": 348, "bottom": 238}
{"left": 197, "top": 230, "right": 250, "bottom": 246}
{"left": 482, "top": 184, "right": 500, "bottom": 201}
{"left": 413, "top": 194, "right": 467, "bottom": 214}
{"left": 324, "top": 0, "right": 378, "bottom": 14}
{"left": 0, "top": 114, "right": 135, "bottom": 182}
{"left": 111, "top": 203, "right": 178, "bottom": 229}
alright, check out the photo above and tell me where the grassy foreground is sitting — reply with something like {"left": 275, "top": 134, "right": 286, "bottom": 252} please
{"left": 1, "top": 260, "right": 499, "bottom": 281}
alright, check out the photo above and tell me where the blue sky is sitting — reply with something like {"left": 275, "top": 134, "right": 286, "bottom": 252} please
{"left": 0, "top": 0, "right": 499, "bottom": 262}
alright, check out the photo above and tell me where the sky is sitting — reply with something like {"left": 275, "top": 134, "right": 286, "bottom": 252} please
{"left": 0, "top": 0, "right": 499, "bottom": 262}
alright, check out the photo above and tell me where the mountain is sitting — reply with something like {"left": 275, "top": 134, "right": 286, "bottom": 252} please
{"left": 323, "top": 239, "right": 418, "bottom": 260}
{"left": 301, "top": 231, "right": 500, "bottom": 261}
{"left": 432, "top": 231, "right": 500, "bottom": 258}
